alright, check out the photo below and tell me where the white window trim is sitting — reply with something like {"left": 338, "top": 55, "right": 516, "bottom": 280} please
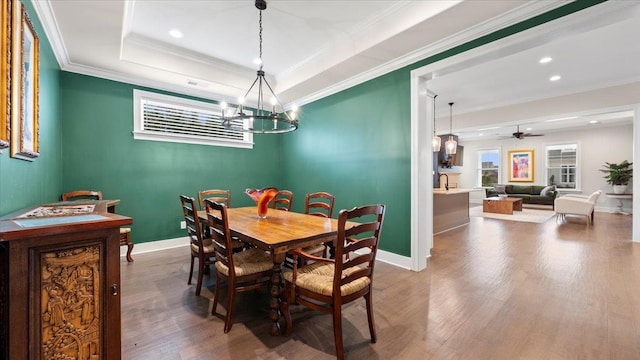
{"left": 477, "top": 147, "right": 502, "bottom": 187}
{"left": 133, "top": 89, "right": 253, "bottom": 149}
{"left": 544, "top": 141, "right": 581, "bottom": 191}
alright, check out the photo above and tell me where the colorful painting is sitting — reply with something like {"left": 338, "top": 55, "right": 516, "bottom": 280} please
{"left": 508, "top": 149, "right": 534, "bottom": 182}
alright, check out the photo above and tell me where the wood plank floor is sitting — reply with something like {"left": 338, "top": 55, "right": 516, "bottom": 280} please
{"left": 121, "top": 211, "right": 639, "bottom": 359}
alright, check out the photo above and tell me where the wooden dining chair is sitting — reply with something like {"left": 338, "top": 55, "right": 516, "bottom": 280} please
{"left": 304, "top": 191, "right": 335, "bottom": 218}
{"left": 63, "top": 190, "right": 134, "bottom": 262}
{"left": 282, "top": 204, "right": 386, "bottom": 360}
{"left": 180, "top": 195, "right": 217, "bottom": 296}
{"left": 205, "top": 199, "right": 273, "bottom": 333}
{"left": 300, "top": 191, "right": 336, "bottom": 258}
{"left": 271, "top": 190, "right": 294, "bottom": 211}
{"left": 198, "top": 189, "right": 231, "bottom": 210}
{"left": 61, "top": 190, "right": 103, "bottom": 201}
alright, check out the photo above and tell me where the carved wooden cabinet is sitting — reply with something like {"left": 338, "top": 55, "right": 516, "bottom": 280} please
{"left": 0, "top": 206, "right": 131, "bottom": 360}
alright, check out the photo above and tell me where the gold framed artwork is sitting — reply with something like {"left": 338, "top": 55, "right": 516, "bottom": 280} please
{"left": 0, "top": 0, "right": 11, "bottom": 151}
{"left": 10, "top": 0, "right": 39, "bottom": 160}
{"left": 508, "top": 149, "right": 534, "bottom": 182}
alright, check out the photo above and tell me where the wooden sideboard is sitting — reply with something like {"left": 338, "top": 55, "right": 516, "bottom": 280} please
{"left": 0, "top": 203, "right": 132, "bottom": 360}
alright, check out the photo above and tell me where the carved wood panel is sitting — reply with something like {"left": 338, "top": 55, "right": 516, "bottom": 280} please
{"left": 40, "top": 246, "right": 101, "bottom": 360}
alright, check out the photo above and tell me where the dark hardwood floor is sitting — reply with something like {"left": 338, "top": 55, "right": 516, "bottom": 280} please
{"left": 121, "top": 211, "right": 638, "bottom": 359}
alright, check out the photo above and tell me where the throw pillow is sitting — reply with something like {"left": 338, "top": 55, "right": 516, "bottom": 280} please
{"left": 494, "top": 185, "right": 506, "bottom": 194}
{"left": 540, "top": 185, "right": 556, "bottom": 196}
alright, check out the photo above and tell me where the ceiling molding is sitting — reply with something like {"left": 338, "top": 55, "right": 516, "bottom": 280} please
{"left": 31, "top": 0, "right": 70, "bottom": 67}
{"left": 35, "top": 0, "right": 565, "bottom": 109}
{"left": 290, "top": 0, "right": 566, "bottom": 108}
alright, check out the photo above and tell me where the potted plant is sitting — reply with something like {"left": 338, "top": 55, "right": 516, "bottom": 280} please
{"left": 599, "top": 160, "right": 633, "bottom": 194}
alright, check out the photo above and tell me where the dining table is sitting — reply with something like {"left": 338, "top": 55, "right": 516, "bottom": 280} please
{"left": 197, "top": 206, "right": 350, "bottom": 335}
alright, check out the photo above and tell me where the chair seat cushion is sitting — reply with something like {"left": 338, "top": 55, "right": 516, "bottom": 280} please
{"left": 301, "top": 243, "right": 326, "bottom": 255}
{"left": 190, "top": 237, "right": 244, "bottom": 255}
{"left": 215, "top": 248, "right": 272, "bottom": 277}
{"left": 283, "top": 262, "right": 371, "bottom": 296}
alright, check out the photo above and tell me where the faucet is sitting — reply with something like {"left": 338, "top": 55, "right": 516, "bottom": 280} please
{"left": 439, "top": 173, "right": 449, "bottom": 191}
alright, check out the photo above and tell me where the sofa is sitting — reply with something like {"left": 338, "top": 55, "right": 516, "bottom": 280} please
{"left": 485, "top": 184, "right": 559, "bottom": 208}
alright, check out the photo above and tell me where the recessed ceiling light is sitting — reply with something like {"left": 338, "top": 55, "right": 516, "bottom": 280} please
{"left": 550, "top": 75, "right": 561, "bottom": 81}
{"left": 589, "top": 120, "right": 599, "bottom": 124}
{"left": 253, "top": 57, "right": 262, "bottom": 65}
{"left": 168, "top": 29, "right": 184, "bottom": 39}
{"left": 526, "top": 127, "right": 532, "bottom": 131}
{"left": 539, "top": 57, "right": 552, "bottom": 64}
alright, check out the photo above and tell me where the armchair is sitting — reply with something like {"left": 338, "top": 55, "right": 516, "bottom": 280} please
{"left": 554, "top": 190, "right": 602, "bottom": 225}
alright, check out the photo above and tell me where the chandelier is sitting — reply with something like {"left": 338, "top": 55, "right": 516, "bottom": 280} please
{"left": 445, "top": 102, "right": 457, "bottom": 155}
{"left": 221, "top": 0, "right": 298, "bottom": 134}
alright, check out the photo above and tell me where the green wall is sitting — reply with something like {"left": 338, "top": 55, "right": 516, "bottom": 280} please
{"left": 0, "top": 1, "right": 62, "bottom": 215}
{"left": 282, "top": 71, "right": 411, "bottom": 255}
{"left": 59, "top": 73, "right": 283, "bottom": 243}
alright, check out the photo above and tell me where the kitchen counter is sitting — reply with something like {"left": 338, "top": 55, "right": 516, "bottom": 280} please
{"left": 433, "top": 189, "right": 477, "bottom": 234}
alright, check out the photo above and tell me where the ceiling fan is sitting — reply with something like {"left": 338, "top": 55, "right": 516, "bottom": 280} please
{"left": 503, "top": 125, "right": 544, "bottom": 140}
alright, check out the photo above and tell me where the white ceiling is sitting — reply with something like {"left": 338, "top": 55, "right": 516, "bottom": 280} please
{"left": 33, "top": 0, "right": 639, "bottom": 139}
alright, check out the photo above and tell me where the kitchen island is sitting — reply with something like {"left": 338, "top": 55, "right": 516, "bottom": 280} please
{"left": 433, "top": 189, "right": 477, "bottom": 234}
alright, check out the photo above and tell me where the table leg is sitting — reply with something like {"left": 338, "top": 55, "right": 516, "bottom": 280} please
{"left": 269, "top": 253, "right": 285, "bottom": 335}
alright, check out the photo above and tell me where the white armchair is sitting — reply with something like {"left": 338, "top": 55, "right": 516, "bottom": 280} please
{"left": 554, "top": 190, "right": 602, "bottom": 225}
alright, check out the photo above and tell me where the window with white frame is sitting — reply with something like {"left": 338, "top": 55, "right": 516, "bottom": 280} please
{"left": 133, "top": 90, "right": 253, "bottom": 149}
{"left": 477, "top": 149, "right": 500, "bottom": 187}
{"left": 545, "top": 143, "right": 578, "bottom": 189}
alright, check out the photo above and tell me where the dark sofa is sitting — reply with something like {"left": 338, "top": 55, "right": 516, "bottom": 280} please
{"left": 485, "top": 184, "right": 558, "bottom": 208}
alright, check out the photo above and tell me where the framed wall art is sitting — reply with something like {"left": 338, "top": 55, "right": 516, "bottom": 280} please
{"left": 508, "top": 149, "right": 534, "bottom": 182}
{"left": 0, "top": 0, "right": 11, "bottom": 151}
{"left": 10, "top": 0, "right": 39, "bottom": 160}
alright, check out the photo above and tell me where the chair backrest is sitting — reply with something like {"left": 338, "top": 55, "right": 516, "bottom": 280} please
{"left": 304, "top": 192, "right": 335, "bottom": 218}
{"left": 588, "top": 190, "right": 602, "bottom": 203}
{"left": 61, "top": 190, "right": 103, "bottom": 201}
{"left": 271, "top": 190, "right": 294, "bottom": 211}
{"left": 198, "top": 189, "right": 231, "bottom": 210}
{"left": 204, "top": 199, "right": 236, "bottom": 276}
{"left": 180, "top": 195, "right": 206, "bottom": 255}
{"left": 333, "top": 204, "right": 385, "bottom": 295}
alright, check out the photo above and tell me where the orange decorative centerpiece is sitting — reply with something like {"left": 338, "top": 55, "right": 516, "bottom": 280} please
{"left": 245, "top": 187, "right": 278, "bottom": 219}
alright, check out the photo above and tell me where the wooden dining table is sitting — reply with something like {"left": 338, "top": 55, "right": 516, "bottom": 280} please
{"left": 197, "top": 206, "right": 348, "bottom": 335}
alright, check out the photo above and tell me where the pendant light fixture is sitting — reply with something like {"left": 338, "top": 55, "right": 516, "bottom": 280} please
{"left": 221, "top": 0, "right": 298, "bottom": 134}
{"left": 432, "top": 94, "right": 441, "bottom": 152}
{"left": 445, "top": 102, "right": 457, "bottom": 155}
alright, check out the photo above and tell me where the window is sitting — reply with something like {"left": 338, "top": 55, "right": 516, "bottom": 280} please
{"left": 545, "top": 144, "right": 578, "bottom": 189}
{"left": 133, "top": 90, "right": 253, "bottom": 149}
{"left": 477, "top": 149, "right": 500, "bottom": 187}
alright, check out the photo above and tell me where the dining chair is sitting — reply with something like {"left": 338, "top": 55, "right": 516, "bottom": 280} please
{"left": 61, "top": 190, "right": 103, "bottom": 201}
{"left": 282, "top": 204, "right": 386, "bottom": 360}
{"left": 180, "top": 195, "right": 215, "bottom": 296}
{"left": 271, "top": 190, "right": 294, "bottom": 211}
{"left": 198, "top": 189, "right": 231, "bottom": 210}
{"left": 63, "top": 190, "right": 134, "bottom": 262}
{"left": 205, "top": 199, "right": 273, "bottom": 333}
{"left": 304, "top": 192, "right": 335, "bottom": 218}
{"left": 300, "top": 192, "right": 336, "bottom": 258}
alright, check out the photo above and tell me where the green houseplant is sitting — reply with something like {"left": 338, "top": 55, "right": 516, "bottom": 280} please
{"left": 599, "top": 160, "right": 633, "bottom": 194}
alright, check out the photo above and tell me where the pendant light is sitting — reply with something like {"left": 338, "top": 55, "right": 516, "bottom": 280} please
{"left": 445, "top": 102, "right": 457, "bottom": 155}
{"left": 432, "top": 94, "right": 441, "bottom": 152}
{"left": 221, "top": 0, "right": 298, "bottom": 134}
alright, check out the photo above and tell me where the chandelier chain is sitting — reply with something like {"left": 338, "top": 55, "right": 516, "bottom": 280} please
{"left": 258, "top": 10, "right": 263, "bottom": 70}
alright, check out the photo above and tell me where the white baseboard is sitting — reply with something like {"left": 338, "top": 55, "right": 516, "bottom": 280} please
{"left": 120, "top": 236, "right": 413, "bottom": 271}
{"left": 120, "top": 236, "right": 188, "bottom": 258}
